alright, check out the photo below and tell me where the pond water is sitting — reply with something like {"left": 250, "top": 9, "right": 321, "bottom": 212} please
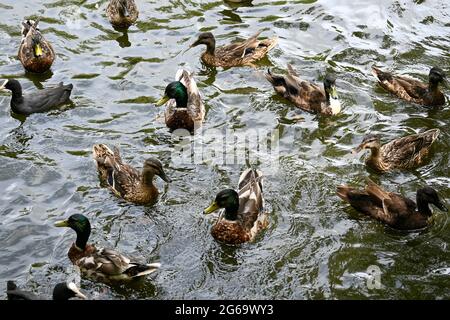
{"left": 0, "top": 0, "right": 449, "bottom": 299}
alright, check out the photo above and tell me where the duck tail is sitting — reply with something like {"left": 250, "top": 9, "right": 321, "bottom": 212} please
{"left": 127, "top": 262, "right": 161, "bottom": 278}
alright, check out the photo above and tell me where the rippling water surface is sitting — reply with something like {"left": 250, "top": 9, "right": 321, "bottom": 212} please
{"left": 0, "top": 0, "right": 449, "bottom": 299}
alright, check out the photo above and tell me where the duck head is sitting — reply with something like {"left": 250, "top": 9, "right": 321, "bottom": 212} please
{"left": 354, "top": 134, "right": 381, "bottom": 153}
{"left": 417, "top": 187, "right": 447, "bottom": 215}
{"left": 204, "top": 189, "right": 240, "bottom": 220}
{"left": 156, "top": 81, "right": 188, "bottom": 108}
{"left": 53, "top": 282, "right": 87, "bottom": 300}
{"left": 143, "top": 158, "right": 171, "bottom": 183}
{"left": 189, "top": 32, "right": 216, "bottom": 54}
{"left": 54, "top": 214, "right": 91, "bottom": 250}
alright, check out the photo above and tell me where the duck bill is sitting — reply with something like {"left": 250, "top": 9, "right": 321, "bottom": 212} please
{"left": 155, "top": 95, "right": 170, "bottom": 106}
{"left": 436, "top": 201, "right": 447, "bottom": 211}
{"left": 68, "top": 283, "right": 87, "bottom": 299}
{"left": 158, "top": 169, "right": 171, "bottom": 183}
{"left": 34, "top": 43, "right": 43, "bottom": 57}
{"left": 352, "top": 143, "right": 365, "bottom": 154}
{"left": 0, "top": 80, "right": 7, "bottom": 90}
{"left": 329, "top": 85, "right": 338, "bottom": 100}
{"left": 54, "top": 219, "right": 69, "bottom": 227}
{"left": 203, "top": 201, "right": 220, "bottom": 215}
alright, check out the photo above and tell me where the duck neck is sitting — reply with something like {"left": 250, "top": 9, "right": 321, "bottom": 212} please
{"left": 428, "top": 80, "right": 440, "bottom": 96}
{"left": 417, "top": 194, "right": 432, "bottom": 217}
{"left": 205, "top": 39, "right": 216, "bottom": 56}
{"left": 224, "top": 204, "right": 239, "bottom": 221}
{"left": 142, "top": 169, "right": 155, "bottom": 188}
{"left": 175, "top": 93, "right": 188, "bottom": 109}
{"left": 8, "top": 83, "right": 24, "bottom": 103}
{"left": 369, "top": 146, "right": 381, "bottom": 161}
{"left": 74, "top": 227, "right": 90, "bottom": 251}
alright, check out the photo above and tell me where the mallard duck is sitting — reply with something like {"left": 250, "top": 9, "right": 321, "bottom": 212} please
{"left": 372, "top": 66, "right": 446, "bottom": 107}
{"left": 92, "top": 144, "right": 170, "bottom": 205}
{"left": 265, "top": 64, "right": 341, "bottom": 115}
{"left": 6, "top": 281, "right": 86, "bottom": 300}
{"left": 337, "top": 179, "right": 447, "bottom": 230}
{"left": 106, "top": 0, "right": 139, "bottom": 28}
{"left": 18, "top": 19, "right": 55, "bottom": 73}
{"left": 155, "top": 69, "right": 205, "bottom": 133}
{"left": 354, "top": 129, "right": 440, "bottom": 172}
{"left": 0, "top": 79, "right": 73, "bottom": 115}
{"left": 55, "top": 214, "right": 161, "bottom": 283}
{"left": 188, "top": 31, "right": 277, "bottom": 68}
{"left": 203, "top": 169, "right": 268, "bottom": 244}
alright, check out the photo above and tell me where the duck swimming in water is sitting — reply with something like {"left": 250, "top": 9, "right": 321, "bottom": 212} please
{"left": 18, "top": 19, "right": 55, "bottom": 73}
{"left": 265, "top": 64, "right": 341, "bottom": 115}
{"left": 106, "top": 0, "right": 139, "bottom": 28}
{"left": 0, "top": 79, "right": 73, "bottom": 115}
{"left": 372, "top": 66, "right": 446, "bottom": 107}
{"left": 337, "top": 179, "right": 447, "bottom": 230}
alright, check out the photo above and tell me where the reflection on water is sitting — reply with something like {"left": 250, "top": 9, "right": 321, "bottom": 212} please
{"left": 0, "top": 0, "right": 449, "bottom": 299}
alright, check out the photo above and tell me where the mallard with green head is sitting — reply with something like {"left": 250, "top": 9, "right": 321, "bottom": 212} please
{"left": 265, "top": 64, "right": 341, "bottom": 115}
{"left": 55, "top": 214, "right": 161, "bottom": 283}
{"left": 188, "top": 31, "right": 277, "bottom": 68}
{"left": 6, "top": 281, "right": 86, "bottom": 300}
{"left": 354, "top": 129, "right": 440, "bottom": 172}
{"left": 155, "top": 69, "right": 205, "bottom": 133}
{"left": 92, "top": 144, "right": 170, "bottom": 205}
{"left": 337, "top": 178, "right": 447, "bottom": 230}
{"left": 203, "top": 169, "right": 268, "bottom": 244}
{"left": 106, "top": 0, "right": 139, "bottom": 28}
{"left": 372, "top": 66, "right": 446, "bottom": 107}
{"left": 18, "top": 19, "right": 55, "bottom": 73}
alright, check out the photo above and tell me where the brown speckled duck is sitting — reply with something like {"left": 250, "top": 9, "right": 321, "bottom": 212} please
{"left": 372, "top": 66, "right": 446, "bottom": 107}
{"left": 354, "top": 129, "right": 440, "bottom": 172}
{"left": 203, "top": 169, "right": 268, "bottom": 244}
{"left": 18, "top": 19, "right": 55, "bottom": 73}
{"left": 265, "top": 64, "right": 341, "bottom": 115}
{"left": 337, "top": 179, "right": 447, "bottom": 230}
{"left": 92, "top": 144, "right": 170, "bottom": 205}
{"left": 189, "top": 31, "right": 277, "bottom": 68}
{"left": 55, "top": 214, "right": 160, "bottom": 283}
{"left": 106, "top": 0, "right": 139, "bottom": 28}
{"left": 155, "top": 69, "right": 205, "bottom": 133}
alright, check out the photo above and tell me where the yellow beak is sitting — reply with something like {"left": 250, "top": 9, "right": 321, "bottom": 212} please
{"left": 34, "top": 43, "right": 43, "bottom": 57}
{"left": 329, "top": 85, "right": 338, "bottom": 99}
{"left": 155, "top": 95, "right": 170, "bottom": 106}
{"left": 203, "top": 201, "right": 220, "bottom": 215}
{"left": 54, "top": 219, "right": 69, "bottom": 227}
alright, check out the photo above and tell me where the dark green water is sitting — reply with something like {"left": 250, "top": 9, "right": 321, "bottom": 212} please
{"left": 0, "top": 0, "right": 449, "bottom": 299}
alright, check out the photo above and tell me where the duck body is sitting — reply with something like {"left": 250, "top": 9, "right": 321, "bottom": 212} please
{"left": 106, "top": 0, "right": 139, "bottom": 28}
{"left": 92, "top": 144, "right": 170, "bottom": 205}
{"left": 18, "top": 20, "right": 55, "bottom": 73}
{"left": 0, "top": 79, "right": 72, "bottom": 115}
{"left": 190, "top": 31, "right": 277, "bottom": 68}
{"left": 355, "top": 129, "right": 440, "bottom": 172}
{"left": 6, "top": 281, "right": 86, "bottom": 300}
{"left": 156, "top": 69, "right": 205, "bottom": 133}
{"left": 337, "top": 179, "right": 447, "bottom": 230}
{"left": 55, "top": 214, "right": 161, "bottom": 284}
{"left": 265, "top": 64, "right": 341, "bottom": 115}
{"left": 203, "top": 169, "right": 268, "bottom": 244}
{"left": 372, "top": 66, "right": 446, "bottom": 107}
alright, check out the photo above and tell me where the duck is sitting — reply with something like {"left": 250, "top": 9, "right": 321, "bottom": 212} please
{"left": 92, "top": 144, "right": 171, "bottom": 205}
{"left": 55, "top": 214, "right": 161, "bottom": 283}
{"left": 265, "top": 64, "right": 341, "bottom": 115}
{"left": 0, "top": 79, "right": 73, "bottom": 115}
{"left": 337, "top": 179, "right": 447, "bottom": 230}
{"left": 354, "top": 129, "right": 440, "bottom": 172}
{"left": 106, "top": 0, "right": 139, "bottom": 28}
{"left": 155, "top": 69, "right": 205, "bottom": 133}
{"left": 6, "top": 281, "right": 86, "bottom": 300}
{"left": 18, "top": 19, "right": 55, "bottom": 73}
{"left": 372, "top": 66, "right": 446, "bottom": 107}
{"left": 188, "top": 31, "right": 277, "bottom": 68}
{"left": 203, "top": 169, "right": 268, "bottom": 244}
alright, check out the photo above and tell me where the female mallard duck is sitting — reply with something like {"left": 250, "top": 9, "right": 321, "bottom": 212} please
{"left": 354, "top": 129, "right": 440, "bottom": 172}
{"left": 18, "top": 19, "right": 55, "bottom": 73}
{"left": 0, "top": 79, "right": 73, "bottom": 115}
{"left": 155, "top": 69, "right": 205, "bottom": 133}
{"left": 55, "top": 214, "right": 161, "bottom": 283}
{"left": 92, "top": 144, "right": 170, "bottom": 205}
{"left": 372, "top": 66, "right": 446, "bottom": 106}
{"left": 7, "top": 281, "right": 86, "bottom": 300}
{"left": 106, "top": 0, "right": 139, "bottom": 28}
{"left": 203, "top": 169, "right": 268, "bottom": 244}
{"left": 188, "top": 31, "right": 277, "bottom": 68}
{"left": 337, "top": 179, "right": 447, "bottom": 230}
{"left": 265, "top": 64, "right": 341, "bottom": 115}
